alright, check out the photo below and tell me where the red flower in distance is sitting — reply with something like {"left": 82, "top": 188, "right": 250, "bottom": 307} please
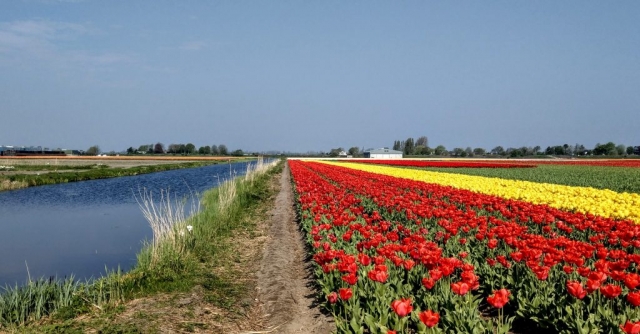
{"left": 566, "top": 281, "right": 587, "bottom": 299}
{"left": 390, "top": 298, "right": 413, "bottom": 317}
{"left": 419, "top": 310, "right": 440, "bottom": 328}
{"left": 339, "top": 288, "right": 352, "bottom": 301}
{"left": 622, "top": 321, "right": 640, "bottom": 334}
{"left": 487, "top": 289, "right": 510, "bottom": 309}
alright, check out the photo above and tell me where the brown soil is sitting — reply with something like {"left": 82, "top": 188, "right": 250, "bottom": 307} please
{"left": 253, "top": 162, "right": 334, "bottom": 333}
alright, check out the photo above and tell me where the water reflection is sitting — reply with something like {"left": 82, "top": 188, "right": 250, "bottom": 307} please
{"left": 0, "top": 161, "right": 255, "bottom": 287}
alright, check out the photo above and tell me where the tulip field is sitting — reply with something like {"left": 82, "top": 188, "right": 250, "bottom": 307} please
{"left": 289, "top": 159, "right": 640, "bottom": 333}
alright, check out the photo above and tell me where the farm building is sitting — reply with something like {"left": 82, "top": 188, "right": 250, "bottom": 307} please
{"left": 363, "top": 148, "right": 403, "bottom": 159}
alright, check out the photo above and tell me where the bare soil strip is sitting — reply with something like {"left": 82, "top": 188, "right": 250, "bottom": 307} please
{"left": 253, "top": 162, "right": 334, "bottom": 334}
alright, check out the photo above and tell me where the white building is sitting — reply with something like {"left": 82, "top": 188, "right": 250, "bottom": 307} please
{"left": 363, "top": 148, "right": 403, "bottom": 159}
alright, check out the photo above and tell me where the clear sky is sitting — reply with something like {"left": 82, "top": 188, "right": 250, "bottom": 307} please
{"left": 1, "top": 1, "right": 638, "bottom": 153}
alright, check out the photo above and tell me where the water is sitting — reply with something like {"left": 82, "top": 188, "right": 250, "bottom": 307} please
{"left": 0, "top": 160, "right": 256, "bottom": 287}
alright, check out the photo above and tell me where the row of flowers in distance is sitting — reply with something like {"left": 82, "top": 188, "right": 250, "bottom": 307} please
{"left": 322, "top": 161, "right": 640, "bottom": 224}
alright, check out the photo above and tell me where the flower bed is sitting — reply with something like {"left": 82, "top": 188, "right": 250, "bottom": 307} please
{"left": 290, "top": 160, "right": 640, "bottom": 333}
{"left": 325, "top": 161, "right": 640, "bottom": 224}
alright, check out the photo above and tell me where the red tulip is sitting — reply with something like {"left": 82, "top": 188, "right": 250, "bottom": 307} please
{"left": 327, "top": 292, "right": 338, "bottom": 304}
{"left": 627, "top": 292, "right": 640, "bottom": 307}
{"left": 566, "top": 281, "right": 587, "bottom": 299}
{"left": 390, "top": 298, "right": 413, "bottom": 317}
{"left": 487, "top": 289, "right": 510, "bottom": 309}
{"left": 422, "top": 277, "right": 436, "bottom": 290}
{"left": 451, "top": 282, "right": 470, "bottom": 296}
{"left": 626, "top": 273, "right": 640, "bottom": 290}
{"left": 339, "top": 288, "right": 352, "bottom": 301}
{"left": 419, "top": 310, "right": 439, "bottom": 328}
{"left": 342, "top": 273, "right": 358, "bottom": 285}
{"left": 600, "top": 284, "right": 622, "bottom": 299}
{"left": 622, "top": 321, "right": 640, "bottom": 334}
{"left": 367, "top": 269, "right": 389, "bottom": 283}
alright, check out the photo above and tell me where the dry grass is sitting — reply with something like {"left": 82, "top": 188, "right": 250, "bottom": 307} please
{"left": 0, "top": 179, "right": 27, "bottom": 191}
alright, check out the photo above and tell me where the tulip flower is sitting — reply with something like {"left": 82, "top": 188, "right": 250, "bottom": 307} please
{"left": 419, "top": 310, "right": 439, "bottom": 328}
{"left": 326, "top": 292, "right": 338, "bottom": 304}
{"left": 338, "top": 288, "right": 352, "bottom": 301}
{"left": 390, "top": 298, "right": 413, "bottom": 317}
{"left": 487, "top": 289, "right": 510, "bottom": 309}
{"left": 622, "top": 321, "right": 640, "bottom": 334}
{"left": 566, "top": 281, "right": 587, "bottom": 300}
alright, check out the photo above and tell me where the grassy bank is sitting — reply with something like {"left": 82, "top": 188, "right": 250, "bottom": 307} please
{"left": 0, "top": 158, "right": 281, "bottom": 333}
{"left": 0, "top": 160, "right": 244, "bottom": 192}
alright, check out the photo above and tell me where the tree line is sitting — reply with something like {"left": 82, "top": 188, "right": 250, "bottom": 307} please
{"left": 390, "top": 137, "right": 640, "bottom": 157}
{"left": 84, "top": 143, "right": 245, "bottom": 156}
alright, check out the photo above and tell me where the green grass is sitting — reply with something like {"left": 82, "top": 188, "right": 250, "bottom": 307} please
{"left": 424, "top": 164, "right": 640, "bottom": 194}
{"left": 0, "top": 158, "right": 282, "bottom": 331}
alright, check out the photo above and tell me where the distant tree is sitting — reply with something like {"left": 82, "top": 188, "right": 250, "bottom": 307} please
{"left": 393, "top": 140, "right": 402, "bottom": 151}
{"left": 563, "top": 144, "right": 574, "bottom": 156}
{"left": 553, "top": 146, "right": 565, "bottom": 155}
{"left": 451, "top": 148, "right": 464, "bottom": 157}
{"left": 593, "top": 142, "right": 617, "bottom": 155}
{"left": 348, "top": 147, "right": 360, "bottom": 157}
{"left": 184, "top": 143, "right": 195, "bottom": 155}
{"left": 86, "top": 145, "right": 101, "bottom": 156}
{"left": 635, "top": 146, "right": 640, "bottom": 155}
{"left": 508, "top": 148, "right": 523, "bottom": 158}
{"left": 219, "top": 144, "right": 228, "bottom": 155}
{"left": 198, "top": 146, "right": 211, "bottom": 155}
{"left": 329, "top": 147, "right": 344, "bottom": 157}
{"left": 616, "top": 144, "right": 626, "bottom": 156}
{"left": 434, "top": 145, "right": 447, "bottom": 156}
{"left": 491, "top": 146, "right": 505, "bottom": 156}
{"left": 137, "top": 145, "right": 150, "bottom": 153}
{"left": 532, "top": 146, "right": 541, "bottom": 155}
{"left": 465, "top": 147, "right": 473, "bottom": 157}
{"left": 166, "top": 144, "right": 178, "bottom": 154}
{"left": 404, "top": 137, "right": 415, "bottom": 156}
{"left": 416, "top": 136, "right": 428, "bottom": 148}
{"left": 520, "top": 146, "right": 531, "bottom": 156}
{"left": 154, "top": 143, "right": 164, "bottom": 154}
{"left": 627, "top": 146, "right": 635, "bottom": 155}
{"left": 211, "top": 145, "right": 219, "bottom": 155}
{"left": 126, "top": 147, "right": 135, "bottom": 155}
{"left": 231, "top": 149, "right": 244, "bottom": 156}
{"left": 414, "top": 145, "right": 427, "bottom": 155}
{"left": 545, "top": 146, "right": 553, "bottom": 155}
{"left": 473, "top": 147, "right": 486, "bottom": 156}
{"left": 574, "top": 144, "right": 586, "bottom": 156}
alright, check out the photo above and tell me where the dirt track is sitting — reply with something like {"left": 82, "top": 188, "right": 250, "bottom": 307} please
{"left": 254, "top": 162, "right": 334, "bottom": 333}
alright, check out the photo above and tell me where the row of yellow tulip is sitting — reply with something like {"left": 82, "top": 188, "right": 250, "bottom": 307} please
{"left": 318, "top": 161, "right": 640, "bottom": 224}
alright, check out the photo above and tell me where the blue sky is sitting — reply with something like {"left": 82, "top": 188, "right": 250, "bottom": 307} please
{"left": 1, "top": 1, "right": 638, "bottom": 153}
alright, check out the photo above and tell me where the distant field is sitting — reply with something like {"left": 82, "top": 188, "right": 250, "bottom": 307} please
{"left": 0, "top": 156, "right": 245, "bottom": 168}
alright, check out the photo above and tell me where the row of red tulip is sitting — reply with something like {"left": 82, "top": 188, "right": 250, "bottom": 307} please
{"left": 347, "top": 159, "right": 536, "bottom": 168}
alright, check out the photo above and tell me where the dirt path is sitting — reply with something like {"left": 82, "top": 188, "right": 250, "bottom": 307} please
{"left": 254, "top": 162, "right": 334, "bottom": 333}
